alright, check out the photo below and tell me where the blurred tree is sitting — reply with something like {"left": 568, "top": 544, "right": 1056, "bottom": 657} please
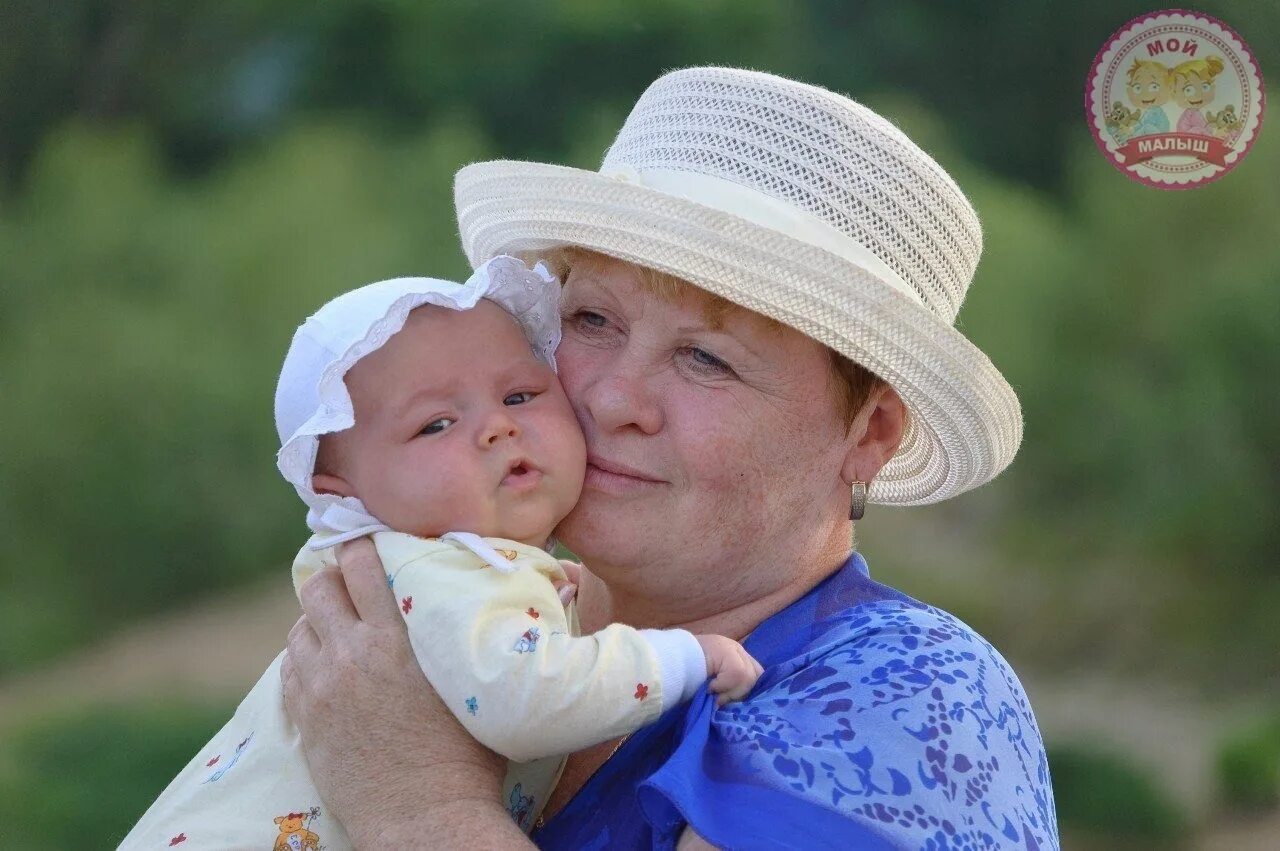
{"left": 4, "top": 2, "right": 1274, "bottom": 193}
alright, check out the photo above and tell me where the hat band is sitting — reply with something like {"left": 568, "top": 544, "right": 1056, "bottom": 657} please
{"left": 597, "top": 163, "right": 923, "bottom": 307}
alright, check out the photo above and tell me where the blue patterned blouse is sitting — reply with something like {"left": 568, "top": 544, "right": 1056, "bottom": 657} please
{"left": 532, "top": 552, "right": 1058, "bottom": 850}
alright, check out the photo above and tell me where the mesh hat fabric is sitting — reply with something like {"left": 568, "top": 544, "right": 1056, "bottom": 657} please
{"left": 455, "top": 67, "right": 1022, "bottom": 505}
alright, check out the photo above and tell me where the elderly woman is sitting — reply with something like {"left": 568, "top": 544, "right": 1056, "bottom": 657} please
{"left": 282, "top": 68, "right": 1058, "bottom": 849}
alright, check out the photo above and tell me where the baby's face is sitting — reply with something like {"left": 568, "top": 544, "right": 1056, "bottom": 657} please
{"left": 1172, "top": 71, "right": 1215, "bottom": 109}
{"left": 1128, "top": 67, "right": 1169, "bottom": 109}
{"left": 318, "top": 300, "right": 586, "bottom": 546}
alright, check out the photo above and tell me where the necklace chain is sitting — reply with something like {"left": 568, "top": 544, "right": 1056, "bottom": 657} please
{"left": 532, "top": 734, "right": 631, "bottom": 832}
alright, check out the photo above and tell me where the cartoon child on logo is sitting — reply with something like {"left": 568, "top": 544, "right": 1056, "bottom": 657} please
{"left": 1086, "top": 10, "right": 1263, "bottom": 188}
{"left": 1125, "top": 59, "right": 1172, "bottom": 139}
{"left": 1171, "top": 55, "right": 1225, "bottom": 137}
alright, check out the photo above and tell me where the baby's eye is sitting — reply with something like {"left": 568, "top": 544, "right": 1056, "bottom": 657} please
{"left": 420, "top": 417, "right": 455, "bottom": 436}
{"left": 504, "top": 391, "right": 536, "bottom": 406}
{"left": 1203, "top": 82, "right": 1211, "bottom": 91}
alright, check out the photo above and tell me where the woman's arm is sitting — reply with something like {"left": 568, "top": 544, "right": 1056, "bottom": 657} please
{"left": 281, "top": 538, "right": 532, "bottom": 848}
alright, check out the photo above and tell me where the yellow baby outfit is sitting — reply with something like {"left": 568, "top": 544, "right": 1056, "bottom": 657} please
{"left": 120, "top": 531, "right": 704, "bottom": 849}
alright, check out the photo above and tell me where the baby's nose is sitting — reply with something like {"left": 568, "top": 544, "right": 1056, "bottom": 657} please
{"left": 478, "top": 412, "right": 520, "bottom": 446}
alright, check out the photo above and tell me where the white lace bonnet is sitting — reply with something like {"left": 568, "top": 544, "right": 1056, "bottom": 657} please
{"left": 274, "top": 255, "right": 561, "bottom": 548}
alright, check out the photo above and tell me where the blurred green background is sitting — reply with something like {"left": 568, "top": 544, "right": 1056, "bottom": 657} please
{"left": 1, "top": 1, "right": 1277, "bottom": 847}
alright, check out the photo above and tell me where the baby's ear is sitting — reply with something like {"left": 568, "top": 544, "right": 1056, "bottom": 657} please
{"left": 312, "top": 472, "right": 355, "bottom": 498}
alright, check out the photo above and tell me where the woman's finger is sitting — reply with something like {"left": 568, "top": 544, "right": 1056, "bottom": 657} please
{"left": 297, "top": 567, "right": 358, "bottom": 644}
{"left": 335, "top": 538, "right": 401, "bottom": 626}
{"left": 286, "top": 614, "right": 322, "bottom": 668}
{"left": 280, "top": 648, "right": 312, "bottom": 729}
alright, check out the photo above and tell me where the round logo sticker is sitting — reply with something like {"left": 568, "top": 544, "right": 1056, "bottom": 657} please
{"left": 1086, "top": 10, "right": 1264, "bottom": 188}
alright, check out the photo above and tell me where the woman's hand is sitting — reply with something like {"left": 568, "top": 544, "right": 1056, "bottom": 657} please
{"left": 281, "top": 538, "right": 517, "bottom": 846}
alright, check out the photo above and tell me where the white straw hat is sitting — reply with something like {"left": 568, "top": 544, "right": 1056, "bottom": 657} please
{"left": 455, "top": 67, "right": 1022, "bottom": 505}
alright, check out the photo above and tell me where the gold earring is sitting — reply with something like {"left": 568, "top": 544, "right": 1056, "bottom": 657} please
{"left": 850, "top": 481, "right": 868, "bottom": 521}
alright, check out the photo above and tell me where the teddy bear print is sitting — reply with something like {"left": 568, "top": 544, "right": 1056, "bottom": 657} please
{"left": 272, "top": 811, "right": 321, "bottom": 851}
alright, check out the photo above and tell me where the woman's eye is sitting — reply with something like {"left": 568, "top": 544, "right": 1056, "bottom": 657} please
{"left": 684, "top": 346, "right": 731, "bottom": 373}
{"left": 504, "top": 391, "right": 536, "bottom": 406}
{"left": 420, "top": 417, "right": 454, "bottom": 436}
{"left": 575, "top": 310, "right": 608, "bottom": 329}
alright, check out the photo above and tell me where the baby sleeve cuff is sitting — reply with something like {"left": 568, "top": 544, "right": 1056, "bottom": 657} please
{"left": 638, "top": 628, "right": 707, "bottom": 709}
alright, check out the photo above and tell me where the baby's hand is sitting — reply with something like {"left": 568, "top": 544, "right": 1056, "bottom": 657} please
{"left": 695, "top": 634, "right": 764, "bottom": 706}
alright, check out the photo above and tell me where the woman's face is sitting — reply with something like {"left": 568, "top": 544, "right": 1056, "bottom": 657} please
{"left": 552, "top": 255, "right": 856, "bottom": 592}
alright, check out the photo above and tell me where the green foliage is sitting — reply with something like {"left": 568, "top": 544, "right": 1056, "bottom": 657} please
{"left": 1048, "top": 743, "right": 1186, "bottom": 842}
{"left": 1217, "top": 713, "right": 1280, "bottom": 810}
{"left": 0, "top": 117, "right": 488, "bottom": 674}
{"left": 0, "top": 703, "right": 232, "bottom": 848}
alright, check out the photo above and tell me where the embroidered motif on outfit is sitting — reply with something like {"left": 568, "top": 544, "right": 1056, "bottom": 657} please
{"left": 514, "top": 627, "right": 541, "bottom": 653}
{"left": 400, "top": 596, "right": 413, "bottom": 614}
{"left": 497, "top": 548, "right": 519, "bottom": 560}
{"left": 507, "top": 783, "right": 535, "bottom": 830}
{"left": 466, "top": 696, "right": 479, "bottom": 715}
{"left": 272, "top": 808, "right": 322, "bottom": 850}
{"left": 203, "top": 732, "right": 254, "bottom": 783}
{"left": 168, "top": 834, "right": 186, "bottom": 846}
{"left": 526, "top": 607, "right": 539, "bottom": 619}
{"left": 634, "top": 683, "right": 649, "bottom": 701}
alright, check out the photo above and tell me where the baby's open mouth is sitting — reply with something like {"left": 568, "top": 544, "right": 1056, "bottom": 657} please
{"left": 501, "top": 459, "right": 543, "bottom": 489}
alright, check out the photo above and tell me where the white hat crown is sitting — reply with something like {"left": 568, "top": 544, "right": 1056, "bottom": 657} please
{"left": 598, "top": 67, "right": 983, "bottom": 324}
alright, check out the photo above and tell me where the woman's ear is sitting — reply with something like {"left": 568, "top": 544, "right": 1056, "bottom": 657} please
{"left": 312, "top": 472, "right": 356, "bottom": 498}
{"left": 840, "top": 383, "right": 907, "bottom": 485}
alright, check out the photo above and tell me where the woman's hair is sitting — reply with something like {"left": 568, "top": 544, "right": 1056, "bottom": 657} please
{"left": 1172, "top": 55, "right": 1225, "bottom": 86}
{"left": 536, "top": 247, "right": 888, "bottom": 432}
{"left": 1127, "top": 59, "right": 1171, "bottom": 85}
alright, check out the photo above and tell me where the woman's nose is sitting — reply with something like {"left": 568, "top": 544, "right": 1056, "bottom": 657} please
{"left": 582, "top": 371, "right": 664, "bottom": 436}
{"left": 477, "top": 409, "right": 520, "bottom": 448}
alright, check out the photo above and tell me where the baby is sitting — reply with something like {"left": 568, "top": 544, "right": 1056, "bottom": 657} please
{"left": 122, "top": 257, "right": 762, "bottom": 849}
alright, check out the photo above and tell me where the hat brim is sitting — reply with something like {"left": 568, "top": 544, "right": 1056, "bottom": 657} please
{"left": 455, "top": 161, "right": 1022, "bottom": 506}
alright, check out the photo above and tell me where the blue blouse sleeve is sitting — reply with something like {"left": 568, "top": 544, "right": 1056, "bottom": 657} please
{"left": 636, "top": 602, "right": 1059, "bottom": 850}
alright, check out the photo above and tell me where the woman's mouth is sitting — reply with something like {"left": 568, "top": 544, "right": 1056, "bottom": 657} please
{"left": 583, "top": 455, "right": 665, "bottom": 496}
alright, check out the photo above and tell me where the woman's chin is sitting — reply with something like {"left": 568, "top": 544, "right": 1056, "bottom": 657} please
{"left": 554, "top": 492, "right": 651, "bottom": 561}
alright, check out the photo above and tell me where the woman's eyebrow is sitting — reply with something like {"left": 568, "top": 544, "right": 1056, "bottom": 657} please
{"left": 673, "top": 321, "right": 771, "bottom": 361}
{"left": 561, "top": 275, "right": 610, "bottom": 303}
